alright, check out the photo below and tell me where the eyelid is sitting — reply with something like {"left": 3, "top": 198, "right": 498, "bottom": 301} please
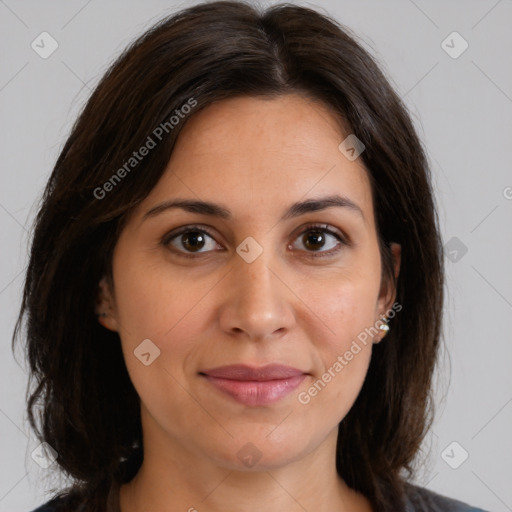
{"left": 161, "top": 224, "right": 221, "bottom": 251}
{"left": 289, "top": 223, "right": 348, "bottom": 259}
{"left": 290, "top": 222, "right": 348, "bottom": 245}
{"left": 161, "top": 222, "right": 349, "bottom": 259}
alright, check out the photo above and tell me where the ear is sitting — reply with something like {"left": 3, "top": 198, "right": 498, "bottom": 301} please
{"left": 95, "top": 276, "right": 119, "bottom": 332}
{"left": 376, "top": 242, "right": 401, "bottom": 322}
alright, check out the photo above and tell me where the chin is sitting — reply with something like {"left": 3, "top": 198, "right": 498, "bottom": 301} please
{"left": 203, "top": 430, "right": 316, "bottom": 473}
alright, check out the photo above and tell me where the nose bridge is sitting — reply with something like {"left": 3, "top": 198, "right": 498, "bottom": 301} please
{"left": 235, "top": 244, "right": 276, "bottom": 297}
{"left": 219, "top": 238, "right": 293, "bottom": 338}
{"left": 234, "top": 241, "right": 278, "bottom": 308}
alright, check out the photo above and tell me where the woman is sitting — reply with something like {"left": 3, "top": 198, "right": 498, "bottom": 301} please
{"left": 14, "top": 1, "right": 488, "bottom": 511}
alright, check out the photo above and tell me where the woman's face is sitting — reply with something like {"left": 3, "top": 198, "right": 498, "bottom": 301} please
{"left": 98, "top": 93, "right": 400, "bottom": 471}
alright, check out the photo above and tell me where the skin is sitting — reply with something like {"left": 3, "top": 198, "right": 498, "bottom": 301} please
{"left": 96, "top": 93, "right": 401, "bottom": 512}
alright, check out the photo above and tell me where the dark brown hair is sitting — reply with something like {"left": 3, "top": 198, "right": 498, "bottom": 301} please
{"left": 13, "top": 1, "right": 444, "bottom": 511}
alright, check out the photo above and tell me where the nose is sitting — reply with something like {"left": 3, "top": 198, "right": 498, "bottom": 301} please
{"left": 217, "top": 245, "right": 296, "bottom": 342}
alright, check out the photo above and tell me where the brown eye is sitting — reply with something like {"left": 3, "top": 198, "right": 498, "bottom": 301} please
{"left": 290, "top": 224, "right": 346, "bottom": 258}
{"left": 180, "top": 231, "right": 207, "bottom": 252}
{"left": 302, "top": 230, "right": 327, "bottom": 251}
{"left": 163, "top": 226, "right": 221, "bottom": 257}
{"left": 162, "top": 223, "right": 347, "bottom": 260}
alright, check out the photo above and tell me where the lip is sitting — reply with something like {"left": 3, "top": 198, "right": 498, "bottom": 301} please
{"left": 200, "top": 364, "right": 307, "bottom": 406}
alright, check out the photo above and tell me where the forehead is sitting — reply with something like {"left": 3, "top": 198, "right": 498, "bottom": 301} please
{"left": 136, "top": 94, "right": 375, "bottom": 229}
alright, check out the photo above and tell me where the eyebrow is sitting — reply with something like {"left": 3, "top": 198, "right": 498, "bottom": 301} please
{"left": 142, "top": 194, "right": 365, "bottom": 223}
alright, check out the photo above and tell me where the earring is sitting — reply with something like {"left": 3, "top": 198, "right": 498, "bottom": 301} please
{"left": 96, "top": 312, "right": 108, "bottom": 318}
{"left": 378, "top": 320, "right": 390, "bottom": 340}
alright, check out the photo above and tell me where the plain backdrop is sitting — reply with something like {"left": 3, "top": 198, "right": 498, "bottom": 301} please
{"left": 1, "top": 0, "right": 511, "bottom": 511}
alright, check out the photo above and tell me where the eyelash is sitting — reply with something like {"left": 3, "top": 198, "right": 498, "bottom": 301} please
{"left": 161, "top": 223, "right": 348, "bottom": 260}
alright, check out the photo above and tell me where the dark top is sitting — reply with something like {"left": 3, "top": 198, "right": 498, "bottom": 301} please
{"left": 29, "top": 484, "right": 490, "bottom": 512}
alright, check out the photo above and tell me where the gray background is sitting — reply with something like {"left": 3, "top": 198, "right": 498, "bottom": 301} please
{"left": 1, "top": 0, "right": 511, "bottom": 510}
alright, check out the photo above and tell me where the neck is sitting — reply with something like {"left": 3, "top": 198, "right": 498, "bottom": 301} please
{"left": 118, "top": 420, "right": 372, "bottom": 512}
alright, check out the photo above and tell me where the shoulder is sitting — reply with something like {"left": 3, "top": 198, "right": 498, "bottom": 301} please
{"left": 29, "top": 503, "right": 57, "bottom": 512}
{"left": 404, "top": 484, "right": 490, "bottom": 512}
{"left": 28, "top": 479, "right": 121, "bottom": 511}
{"left": 31, "top": 484, "right": 491, "bottom": 512}
{"left": 28, "top": 495, "right": 68, "bottom": 512}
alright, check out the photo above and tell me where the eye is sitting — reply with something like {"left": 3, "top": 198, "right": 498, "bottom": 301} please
{"left": 162, "top": 225, "right": 221, "bottom": 258}
{"left": 289, "top": 224, "right": 346, "bottom": 258}
{"left": 162, "top": 223, "right": 347, "bottom": 259}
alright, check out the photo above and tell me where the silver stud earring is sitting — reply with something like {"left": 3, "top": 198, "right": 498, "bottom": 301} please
{"left": 378, "top": 320, "right": 390, "bottom": 339}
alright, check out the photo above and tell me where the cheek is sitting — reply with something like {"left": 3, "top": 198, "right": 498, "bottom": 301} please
{"left": 114, "top": 267, "right": 213, "bottom": 431}
{"left": 303, "top": 263, "right": 381, "bottom": 349}
{"left": 295, "top": 268, "right": 380, "bottom": 412}
{"left": 112, "top": 256, "right": 222, "bottom": 403}
{"left": 112, "top": 251, "right": 215, "bottom": 344}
